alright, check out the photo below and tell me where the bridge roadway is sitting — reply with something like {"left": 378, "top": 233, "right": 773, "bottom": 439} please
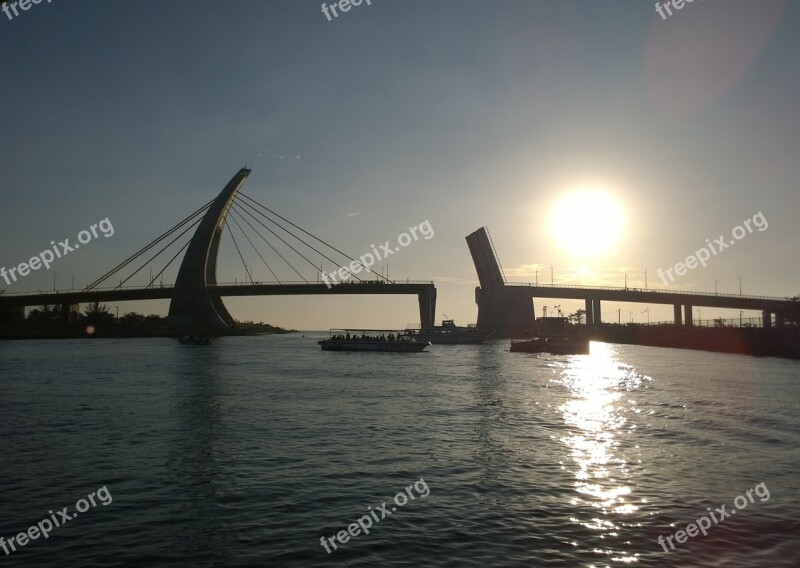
{"left": 0, "top": 281, "right": 437, "bottom": 308}
{"left": 0, "top": 281, "right": 438, "bottom": 328}
{"left": 504, "top": 283, "right": 796, "bottom": 326}
{"left": 3, "top": 281, "right": 795, "bottom": 327}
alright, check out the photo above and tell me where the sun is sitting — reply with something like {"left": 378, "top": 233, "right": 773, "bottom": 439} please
{"left": 550, "top": 190, "right": 624, "bottom": 257}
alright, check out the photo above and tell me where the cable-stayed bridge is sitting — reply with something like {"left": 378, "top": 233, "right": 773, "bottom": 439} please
{"left": 0, "top": 169, "right": 437, "bottom": 330}
{"left": 2, "top": 168, "right": 795, "bottom": 337}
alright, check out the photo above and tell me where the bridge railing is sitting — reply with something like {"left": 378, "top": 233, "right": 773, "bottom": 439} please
{"left": 502, "top": 282, "right": 794, "bottom": 302}
{"left": 213, "top": 280, "right": 435, "bottom": 286}
{"left": 0, "top": 284, "right": 173, "bottom": 297}
{"left": 0, "top": 279, "right": 437, "bottom": 298}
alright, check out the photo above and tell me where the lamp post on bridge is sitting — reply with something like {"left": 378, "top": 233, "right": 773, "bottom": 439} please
{"left": 644, "top": 270, "right": 648, "bottom": 289}
{"left": 550, "top": 265, "right": 554, "bottom": 286}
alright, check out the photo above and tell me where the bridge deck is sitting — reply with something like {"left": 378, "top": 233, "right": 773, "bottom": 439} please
{"left": 3, "top": 280, "right": 794, "bottom": 313}
{"left": 505, "top": 283, "right": 796, "bottom": 311}
{"left": 0, "top": 281, "right": 436, "bottom": 308}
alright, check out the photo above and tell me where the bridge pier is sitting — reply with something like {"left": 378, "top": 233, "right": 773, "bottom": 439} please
{"left": 776, "top": 311, "right": 785, "bottom": 328}
{"left": 418, "top": 288, "right": 437, "bottom": 330}
{"left": 592, "top": 298, "right": 602, "bottom": 326}
{"left": 60, "top": 303, "right": 80, "bottom": 322}
{"left": 684, "top": 304, "right": 693, "bottom": 326}
{"left": 762, "top": 310, "right": 772, "bottom": 328}
{"left": 674, "top": 304, "right": 683, "bottom": 326}
{"left": 474, "top": 288, "right": 535, "bottom": 337}
{"left": 584, "top": 298, "right": 594, "bottom": 326}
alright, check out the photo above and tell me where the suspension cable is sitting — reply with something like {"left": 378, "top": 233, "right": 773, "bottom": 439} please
{"left": 116, "top": 214, "right": 204, "bottom": 289}
{"left": 239, "top": 193, "right": 389, "bottom": 282}
{"left": 226, "top": 218, "right": 254, "bottom": 283}
{"left": 228, "top": 208, "right": 280, "bottom": 282}
{"left": 85, "top": 199, "right": 213, "bottom": 289}
{"left": 231, "top": 201, "right": 311, "bottom": 282}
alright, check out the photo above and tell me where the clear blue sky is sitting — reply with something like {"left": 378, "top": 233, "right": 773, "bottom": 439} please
{"left": 1, "top": 0, "right": 797, "bottom": 328}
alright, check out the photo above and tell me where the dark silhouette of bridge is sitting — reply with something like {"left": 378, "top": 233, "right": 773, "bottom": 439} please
{"left": 0, "top": 168, "right": 437, "bottom": 330}
{"left": 1, "top": 169, "right": 794, "bottom": 337}
{"left": 466, "top": 227, "right": 797, "bottom": 337}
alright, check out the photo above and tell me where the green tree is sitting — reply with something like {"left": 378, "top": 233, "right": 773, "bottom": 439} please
{"left": 569, "top": 309, "right": 586, "bottom": 325}
{"left": 84, "top": 301, "right": 114, "bottom": 323}
{"left": 27, "top": 304, "right": 60, "bottom": 322}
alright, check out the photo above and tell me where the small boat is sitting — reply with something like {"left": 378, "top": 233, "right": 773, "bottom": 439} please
{"left": 318, "top": 329, "right": 430, "bottom": 352}
{"left": 510, "top": 337, "right": 547, "bottom": 353}
{"left": 511, "top": 336, "right": 589, "bottom": 355}
{"left": 178, "top": 335, "right": 212, "bottom": 345}
{"left": 547, "top": 337, "right": 590, "bottom": 355}
{"left": 405, "top": 319, "right": 493, "bottom": 345}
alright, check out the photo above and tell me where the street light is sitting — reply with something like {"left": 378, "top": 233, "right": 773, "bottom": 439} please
{"left": 550, "top": 265, "right": 554, "bottom": 285}
{"left": 644, "top": 270, "right": 648, "bottom": 289}
{"left": 642, "top": 307, "right": 650, "bottom": 324}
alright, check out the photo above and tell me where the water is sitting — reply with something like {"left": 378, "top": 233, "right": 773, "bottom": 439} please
{"left": 1, "top": 336, "right": 798, "bottom": 567}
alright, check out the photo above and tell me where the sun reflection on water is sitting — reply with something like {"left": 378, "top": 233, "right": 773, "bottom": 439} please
{"left": 556, "top": 342, "right": 649, "bottom": 564}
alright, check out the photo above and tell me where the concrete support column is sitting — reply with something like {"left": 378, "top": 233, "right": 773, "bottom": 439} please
{"left": 684, "top": 304, "right": 693, "bottom": 326}
{"left": 60, "top": 303, "right": 80, "bottom": 321}
{"left": 762, "top": 310, "right": 772, "bottom": 328}
{"left": 592, "top": 298, "right": 602, "bottom": 326}
{"left": 673, "top": 304, "right": 683, "bottom": 326}
{"left": 418, "top": 287, "right": 437, "bottom": 331}
{"left": 584, "top": 298, "right": 594, "bottom": 327}
{"left": 776, "top": 312, "right": 785, "bottom": 328}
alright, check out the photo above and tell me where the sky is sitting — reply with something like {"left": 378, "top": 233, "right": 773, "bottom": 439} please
{"left": 1, "top": 0, "right": 798, "bottom": 330}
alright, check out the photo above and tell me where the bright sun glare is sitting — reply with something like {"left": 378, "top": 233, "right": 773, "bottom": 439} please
{"left": 550, "top": 190, "right": 624, "bottom": 257}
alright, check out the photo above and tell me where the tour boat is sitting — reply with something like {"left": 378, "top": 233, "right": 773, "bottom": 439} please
{"left": 405, "top": 319, "right": 493, "bottom": 345}
{"left": 318, "top": 329, "right": 430, "bottom": 352}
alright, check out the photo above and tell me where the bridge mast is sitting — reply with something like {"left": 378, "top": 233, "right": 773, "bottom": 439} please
{"left": 168, "top": 168, "right": 251, "bottom": 329}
